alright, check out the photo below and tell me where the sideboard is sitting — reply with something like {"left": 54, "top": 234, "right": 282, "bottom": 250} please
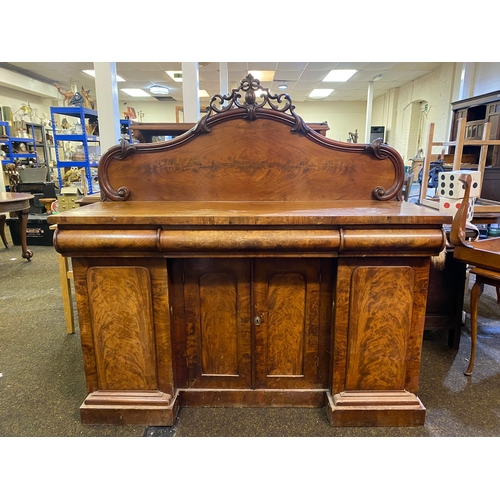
{"left": 49, "top": 75, "right": 450, "bottom": 427}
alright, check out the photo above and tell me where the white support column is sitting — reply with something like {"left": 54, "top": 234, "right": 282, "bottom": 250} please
{"left": 93, "top": 62, "right": 121, "bottom": 155}
{"left": 459, "top": 62, "right": 476, "bottom": 100}
{"left": 182, "top": 62, "right": 200, "bottom": 122}
{"left": 364, "top": 81, "right": 374, "bottom": 144}
{"left": 219, "top": 62, "right": 229, "bottom": 96}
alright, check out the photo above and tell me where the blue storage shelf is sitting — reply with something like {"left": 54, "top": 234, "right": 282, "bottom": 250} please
{"left": 0, "top": 121, "right": 40, "bottom": 167}
{"left": 50, "top": 107, "right": 100, "bottom": 195}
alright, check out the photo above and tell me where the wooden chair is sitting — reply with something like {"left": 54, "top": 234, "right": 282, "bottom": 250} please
{"left": 450, "top": 173, "right": 500, "bottom": 375}
{"left": 49, "top": 224, "right": 75, "bottom": 334}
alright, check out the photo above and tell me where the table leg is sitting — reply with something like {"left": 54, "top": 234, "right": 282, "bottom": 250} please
{"left": 0, "top": 214, "right": 8, "bottom": 248}
{"left": 14, "top": 208, "right": 33, "bottom": 262}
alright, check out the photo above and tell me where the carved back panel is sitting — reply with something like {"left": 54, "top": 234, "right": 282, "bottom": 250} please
{"left": 98, "top": 74, "right": 405, "bottom": 203}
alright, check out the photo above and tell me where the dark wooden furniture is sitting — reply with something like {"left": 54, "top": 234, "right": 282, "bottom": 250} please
{"left": 450, "top": 174, "right": 500, "bottom": 375}
{"left": 450, "top": 91, "right": 500, "bottom": 202}
{"left": 131, "top": 121, "right": 329, "bottom": 143}
{"left": 450, "top": 90, "right": 500, "bottom": 167}
{"left": 425, "top": 246, "right": 466, "bottom": 349}
{"left": 0, "top": 192, "right": 34, "bottom": 261}
{"left": 49, "top": 74, "right": 450, "bottom": 427}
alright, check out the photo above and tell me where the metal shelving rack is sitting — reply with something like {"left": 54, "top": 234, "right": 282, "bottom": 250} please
{"left": 50, "top": 106, "right": 100, "bottom": 195}
{"left": 0, "top": 121, "right": 38, "bottom": 167}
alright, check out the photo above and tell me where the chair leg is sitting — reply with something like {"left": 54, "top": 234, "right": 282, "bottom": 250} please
{"left": 465, "top": 280, "right": 484, "bottom": 376}
{"left": 0, "top": 214, "right": 8, "bottom": 248}
{"left": 57, "top": 254, "right": 75, "bottom": 334}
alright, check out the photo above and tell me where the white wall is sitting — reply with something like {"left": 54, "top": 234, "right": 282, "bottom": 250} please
{"left": 373, "top": 63, "right": 458, "bottom": 162}
{"left": 119, "top": 100, "right": 179, "bottom": 123}
{"left": 472, "top": 62, "right": 500, "bottom": 96}
{"left": 293, "top": 100, "right": 367, "bottom": 142}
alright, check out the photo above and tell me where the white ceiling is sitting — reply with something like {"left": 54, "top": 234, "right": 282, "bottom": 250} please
{"left": 0, "top": 61, "right": 444, "bottom": 104}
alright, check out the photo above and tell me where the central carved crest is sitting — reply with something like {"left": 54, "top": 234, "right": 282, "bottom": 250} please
{"left": 197, "top": 73, "right": 310, "bottom": 134}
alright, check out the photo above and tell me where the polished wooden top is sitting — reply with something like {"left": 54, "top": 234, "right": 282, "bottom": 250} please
{"left": 49, "top": 200, "right": 451, "bottom": 227}
{"left": 0, "top": 192, "right": 34, "bottom": 213}
{"left": 0, "top": 192, "right": 34, "bottom": 204}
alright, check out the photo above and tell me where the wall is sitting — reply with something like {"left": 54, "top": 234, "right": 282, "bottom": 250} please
{"left": 372, "top": 63, "right": 458, "bottom": 163}
{"left": 118, "top": 99, "right": 179, "bottom": 124}
{"left": 472, "top": 62, "right": 500, "bottom": 96}
{"left": 292, "top": 100, "right": 367, "bottom": 142}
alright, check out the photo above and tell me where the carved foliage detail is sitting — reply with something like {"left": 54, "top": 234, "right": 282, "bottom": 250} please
{"left": 198, "top": 73, "right": 311, "bottom": 134}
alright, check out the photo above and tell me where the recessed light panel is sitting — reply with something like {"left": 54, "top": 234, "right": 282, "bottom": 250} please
{"left": 308, "top": 89, "right": 334, "bottom": 98}
{"left": 120, "top": 88, "right": 151, "bottom": 97}
{"left": 322, "top": 69, "right": 357, "bottom": 82}
{"left": 82, "top": 69, "right": 125, "bottom": 82}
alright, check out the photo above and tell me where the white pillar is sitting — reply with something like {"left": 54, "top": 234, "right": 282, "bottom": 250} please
{"left": 459, "top": 62, "right": 476, "bottom": 100}
{"left": 93, "top": 62, "right": 121, "bottom": 155}
{"left": 182, "top": 62, "right": 200, "bottom": 122}
{"left": 365, "top": 81, "right": 374, "bottom": 144}
{"left": 219, "top": 62, "right": 229, "bottom": 96}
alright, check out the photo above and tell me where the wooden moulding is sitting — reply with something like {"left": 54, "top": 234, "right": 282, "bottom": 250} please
{"left": 80, "top": 390, "right": 179, "bottom": 426}
{"left": 53, "top": 226, "right": 446, "bottom": 257}
{"left": 178, "top": 389, "right": 326, "bottom": 408}
{"left": 325, "top": 391, "right": 426, "bottom": 427}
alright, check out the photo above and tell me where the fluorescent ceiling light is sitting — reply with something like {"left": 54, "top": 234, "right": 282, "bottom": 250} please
{"left": 82, "top": 69, "right": 125, "bottom": 82}
{"left": 308, "top": 89, "right": 334, "bottom": 98}
{"left": 120, "top": 88, "right": 151, "bottom": 97}
{"left": 166, "top": 71, "right": 183, "bottom": 82}
{"left": 322, "top": 69, "right": 357, "bottom": 82}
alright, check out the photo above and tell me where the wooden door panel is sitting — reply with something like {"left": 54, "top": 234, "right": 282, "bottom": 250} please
{"left": 266, "top": 273, "right": 306, "bottom": 375}
{"left": 253, "top": 259, "right": 324, "bottom": 389}
{"left": 183, "top": 259, "right": 251, "bottom": 388}
{"left": 345, "top": 266, "right": 414, "bottom": 391}
{"left": 87, "top": 266, "right": 157, "bottom": 391}
{"left": 199, "top": 272, "right": 239, "bottom": 375}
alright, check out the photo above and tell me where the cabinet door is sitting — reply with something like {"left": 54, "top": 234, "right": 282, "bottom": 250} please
{"left": 182, "top": 258, "right": 252, "bottom": 389}
{"left": 253, "top": 259, "right": 328, "bottom": 389}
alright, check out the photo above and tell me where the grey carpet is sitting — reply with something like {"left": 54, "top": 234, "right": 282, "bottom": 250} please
{"left": 1, "top": 237, "right": 499, "bottom": 437}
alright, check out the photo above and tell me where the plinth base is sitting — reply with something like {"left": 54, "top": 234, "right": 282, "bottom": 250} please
{"left": 325, "top": 390, "right": 426, "bottom": 427}
{"left": 80, "top": 390, "right": 180, "bottom": 426}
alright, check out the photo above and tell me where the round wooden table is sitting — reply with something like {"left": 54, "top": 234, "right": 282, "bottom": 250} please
{"left": 0, "top": 192, "right": 34, "bottom": 261}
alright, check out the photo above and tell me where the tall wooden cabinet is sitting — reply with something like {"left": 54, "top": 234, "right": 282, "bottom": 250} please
{"left": 49, "top": 75, "right": 450, "bottom": 428}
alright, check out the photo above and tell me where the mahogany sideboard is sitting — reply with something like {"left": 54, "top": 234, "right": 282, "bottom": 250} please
{"left": 49, "top": 75, "right": 450, "bottom": 427}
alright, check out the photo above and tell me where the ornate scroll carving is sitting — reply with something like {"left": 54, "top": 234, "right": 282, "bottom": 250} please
{"left": 365, "top": 138, "right": 405, "bottom": 201}
{"left": 195, "top": 73, "right": 311, "bottom": 134}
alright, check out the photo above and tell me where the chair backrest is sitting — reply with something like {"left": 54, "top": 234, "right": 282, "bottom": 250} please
{"left": 450, "top": 173, "right": 472, "bottom": 248}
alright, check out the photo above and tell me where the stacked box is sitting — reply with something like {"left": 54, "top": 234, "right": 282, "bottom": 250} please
{"left": 439, "top": 196, "right": 475, "bottom": 222}
{"left": 438, "top": 170, "right": 481, "bottom": 222}
{"left": 438, "top": 170, "right": 481, "bottom": 199}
